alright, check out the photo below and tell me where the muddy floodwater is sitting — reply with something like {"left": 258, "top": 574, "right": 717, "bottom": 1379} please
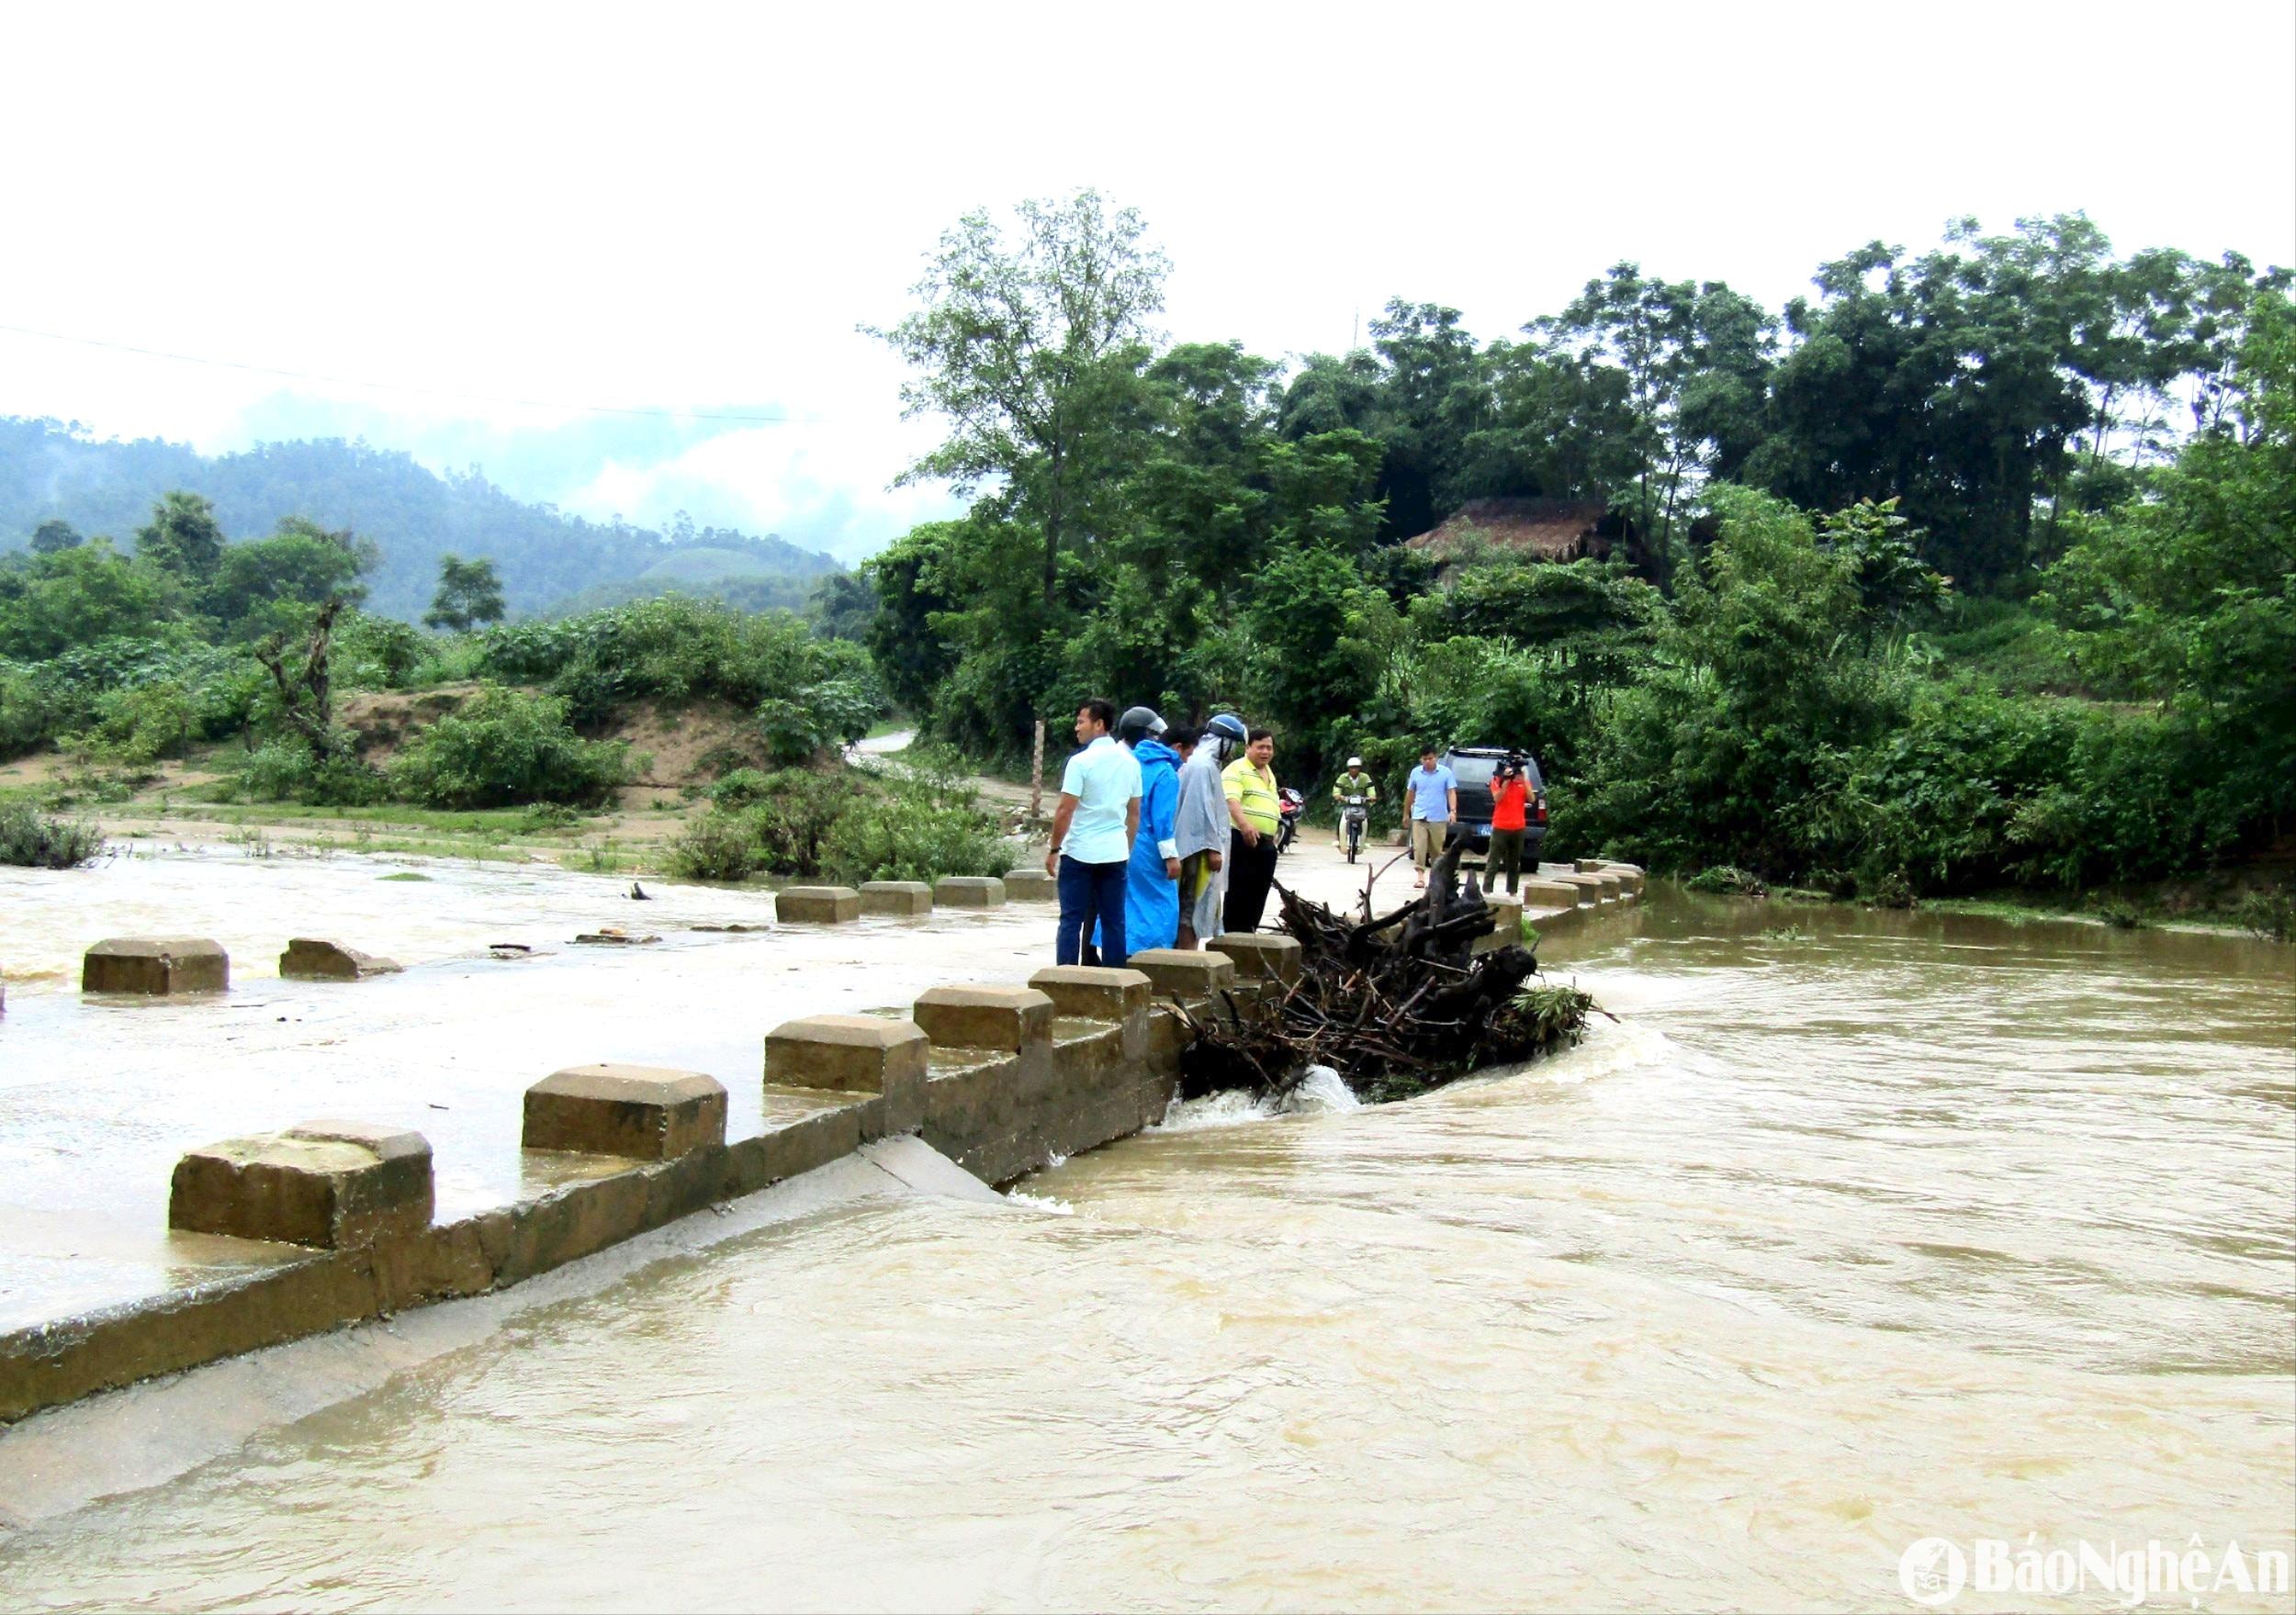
{"left": 1, "top": 869, "right": 2291, "bottom": 1610}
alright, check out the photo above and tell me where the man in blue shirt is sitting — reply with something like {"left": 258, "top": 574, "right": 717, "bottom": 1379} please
{"left": 1045, "top": 698, "right": 1142, "bottom": 966}
{"left": 1402, "top": 746, "right": 1458, "bottom": 892}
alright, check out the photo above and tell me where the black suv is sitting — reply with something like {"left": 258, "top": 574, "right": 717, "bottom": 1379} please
{"left": 1440, "top": 747, "right": 1548, "bottom": 862}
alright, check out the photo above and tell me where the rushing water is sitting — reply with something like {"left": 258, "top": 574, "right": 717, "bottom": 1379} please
{"left": 1, "top": 890, "right": 2290, "bottom": 1610}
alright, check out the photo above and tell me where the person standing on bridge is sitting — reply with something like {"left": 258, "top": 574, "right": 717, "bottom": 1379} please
{"left": 1087, "top": 708, "right": 1183, "bottom": 961}
{"left": 1221, "top": 727, "right": 1282, "bottom": 934}
{"left": 1045, "top": 698, "right": 1142, "bottom": 968}
{"left": 1174, "top": 712, "right": 1246, "bottom": 949}
{"left": 1403, "top": 746, "right": 1458, "bottom": 892}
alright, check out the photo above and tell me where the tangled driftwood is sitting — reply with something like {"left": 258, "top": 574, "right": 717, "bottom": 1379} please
{"left": 1178, "top": 838, "right": 1594, "bottom": 1105}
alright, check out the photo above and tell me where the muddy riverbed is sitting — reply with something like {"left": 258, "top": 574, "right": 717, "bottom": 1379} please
{"left": 0, "top": 866, "right": 2290, "bottom": 1609}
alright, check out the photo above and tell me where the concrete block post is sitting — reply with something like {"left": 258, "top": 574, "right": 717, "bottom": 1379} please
{"left": 932, "top": 876, "right": 1007, "bottom": 909}
{"left": 765, "top": 1015, "right": 930, "bottom": 1135}
{"left": 1592, "top": 872, "right": 1623, "bottom": 902}
{"left": 1028, "top": 966, "right": 1150, "bottom": 1022}
{"left": 858, "top": 880, "right": 934, "bottom": 916}
{"left": 523, "top": 1064, "right": 728, "bottom": 1161}
{"left": 279, "top": 939, "right": 402, "bottom": 981}
{"left": 169, "top": 1120, "right": 433, "bottom": 1248}
{"left": 1472, "top": 895, "right": 1525, "bottom": 954}
{"left": 1205, "top": 933, "right": 1304, "bottom": 987}
{"left": 776, "top": 886, "right": 861, "bottom": 924}
{"left": 1574, "top": 858, "right": 1606, "bottom": 874}
{"left": 1519, "top": 878, "right": 1581, "bottom": 912}
{"left": 1002, "top": 869, "right": 1058, "bottom": 902}
{"left": 1604, "top": 863, "right": 1646, "bottom": 896}
{"left": 912, "top": 984, "right": 1054, "bottom": 1051}
{"left": 84, "top": 937, "right": 230, "bottom": 996}
{"left": 1550, "top": 874, "right": 1604, "bottom": 908}
{"left": 1125, "top": 948, "right": 1237, "bottom": 1003}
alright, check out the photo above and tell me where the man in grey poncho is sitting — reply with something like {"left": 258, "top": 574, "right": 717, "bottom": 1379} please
{"left": 1174, "top": 712, "right": 1247, "bottom": 948}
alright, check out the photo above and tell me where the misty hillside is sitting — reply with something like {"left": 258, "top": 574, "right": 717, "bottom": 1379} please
{"left": 0, "top": 417, "right": 842, "bottom": 620}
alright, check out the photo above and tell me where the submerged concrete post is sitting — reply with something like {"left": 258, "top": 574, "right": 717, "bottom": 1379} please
{"left": 858, "top": 880, "right": 933, "bottom": 916}
{"left": 84, "top": 937, "right": 230, "bottom": 996}
{"left": 1028, "top": 965, "right": 1150, "bottom": 1022}
{"left": 1205, "top": 933, "right": 1303, "bottom": 987}
{"left": 169, "top": 1120, "right": 433, "bottom": 1248}
{"left": 776, "top": 886, "right": 861, "bottom": 924}
{"left": 279, "top": 938, "right": 402, "bottom": 981}
{"left": 523, "top": 1064, "right": 728, "bottom": 1160}
{"left": 1124, "top": 948, "right": 1236, "bottom": 1003}
{"left": 932, "top": 876, "right": 1007, "bottom": 909}
{"left": 765, "top": 1015, "right": 929, "bottom": 1135}
{"left": 911, "top": 984, "right": 1053, "bottom": 1051}
{"left": 1604, "top": 863, "right": 1646, "bottom": 896}
{"left": 1001, "top": 869, "right": 1057, "bottom": 902}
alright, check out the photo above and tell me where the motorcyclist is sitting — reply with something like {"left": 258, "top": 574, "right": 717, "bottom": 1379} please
{"left": 1331, "top": 756, "right": 1378, "bottom": 853}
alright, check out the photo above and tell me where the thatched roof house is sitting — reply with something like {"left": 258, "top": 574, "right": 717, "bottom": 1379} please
{"left": 1404, "top": 499, "right": 1634, "bottom": 566}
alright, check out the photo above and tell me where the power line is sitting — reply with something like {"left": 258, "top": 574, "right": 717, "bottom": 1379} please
{"left": 0, "top": 320, "right": 825, "bottom": 425}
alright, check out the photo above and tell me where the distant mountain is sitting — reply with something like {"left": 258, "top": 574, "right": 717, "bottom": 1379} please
{"left": 0, "top": 417, "right": 842, "bottom": 620}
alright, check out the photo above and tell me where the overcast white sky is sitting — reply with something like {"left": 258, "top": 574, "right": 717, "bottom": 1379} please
{"left": 5, "top": 1, "right": 2291, "bottom": 562}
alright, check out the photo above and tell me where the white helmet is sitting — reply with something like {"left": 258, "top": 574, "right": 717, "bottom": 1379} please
{"left": 1346, "top": 757, "right": 1363, "bottom": 768}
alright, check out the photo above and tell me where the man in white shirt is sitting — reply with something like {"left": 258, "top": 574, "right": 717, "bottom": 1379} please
{"left": 1044, "top": 698, "right": 1143, "bottom": 966}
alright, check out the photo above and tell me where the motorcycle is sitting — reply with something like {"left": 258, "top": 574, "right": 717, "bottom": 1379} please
{"left": 1338, "top": 793, "right": 1369, "bottom": 863}
{"left": 1276, "top": 787, "right": 1304, "bottom": 855}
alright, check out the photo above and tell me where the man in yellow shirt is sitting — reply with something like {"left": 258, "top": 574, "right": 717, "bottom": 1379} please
{"left": 1221, "top": 727, "right": 1281, "bottom": 933}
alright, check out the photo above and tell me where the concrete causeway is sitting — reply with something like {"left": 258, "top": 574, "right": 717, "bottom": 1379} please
{"left": 0, "top": 845, "right": 1641, "bottom": 1427}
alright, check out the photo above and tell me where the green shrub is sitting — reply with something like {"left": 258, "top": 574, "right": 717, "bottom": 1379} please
{"left": 710, "top": 768, "right": 774, "bottom": 809}
{"left": 758, "top": 675, "right": 881, "bottom": 764}
{"left": 741, "top": 768, "right": 853, "bottom": 873}
{"left": 478, "top": 596, "right": 886, "bottom": 719}
{"left": 818, "top": 791, "right": 1009, "bottom": 886}
{"left": 335, "top": 612, "right": 430, "bottom": 690}
{"left": 2090, "top": 897, "right": 2145, "bottom": 930}
{"left": 1863, "top": 870, "right": 1917, "bottom": 909}
{"left": 2232, "top": 885, "right": 2294, "bottom": 944}
{"left": 237, "top": 739, "right": 388, "bottom": 806}
{"left": 1684, "top": 865, "right": 1766, "bottom": 896}
{"left": 0, "top": 801, "right": 102, "bottom": 869}
{"left": 386, "top": 685, "right": 627, "bottom": 808}
{"left": 667, "top": 810, "right": 761, "bottom": 881}
{"left": 64, "top": 679, "right": 202, "bottom": 765}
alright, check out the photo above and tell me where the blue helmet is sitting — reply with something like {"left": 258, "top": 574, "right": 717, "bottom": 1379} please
{"left": 1205, "top": 713, "right": 1248, "bottom": 747}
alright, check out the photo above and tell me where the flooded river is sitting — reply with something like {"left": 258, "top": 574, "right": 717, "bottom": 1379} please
{"left": 1, "top": 880, "right": 2290, "bottom": 1609}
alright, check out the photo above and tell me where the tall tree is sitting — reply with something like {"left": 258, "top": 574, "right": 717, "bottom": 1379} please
{"left": 206, "top": 516, "right": 376, "bottom": 638}
{"left": 425, "top": 554, "right": 506, "bottom": 631}
{"left": 1530, "top": 264, "right": 1773, "bottom": 580}
{"left": 28, "top": 519, "right": 82, "bottom": 554}
{"left": 869, "top": 189, "right": 1169, "bottom": 605}
{"left": 135, "top": 490, "right": 226, "bottom": 579}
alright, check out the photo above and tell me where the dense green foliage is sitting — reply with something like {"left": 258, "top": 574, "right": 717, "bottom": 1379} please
{"left": 0, "top": 801, "right": 103, "bottom": 869}
{"left": 1, "top": 495, "right": 884, "bottom": 819}
{"left": 860, "top": 193, "right": 2291, "bottom": 902}
{"left": 1, "top": 422, "right": 842, "bottom": 620}
{"left": 383, "top": 686, "right": 628, "bottom": 809}
{"left": 478, "top": 595, "right": 884, "bottom": 756}
{"left": 668, "top": 763, "right": 1007, "bottom": 886}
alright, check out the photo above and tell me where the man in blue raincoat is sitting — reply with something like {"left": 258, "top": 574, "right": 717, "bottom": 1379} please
{"left": 1088, "top": 706, "right": 1182, "bottom": 961}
